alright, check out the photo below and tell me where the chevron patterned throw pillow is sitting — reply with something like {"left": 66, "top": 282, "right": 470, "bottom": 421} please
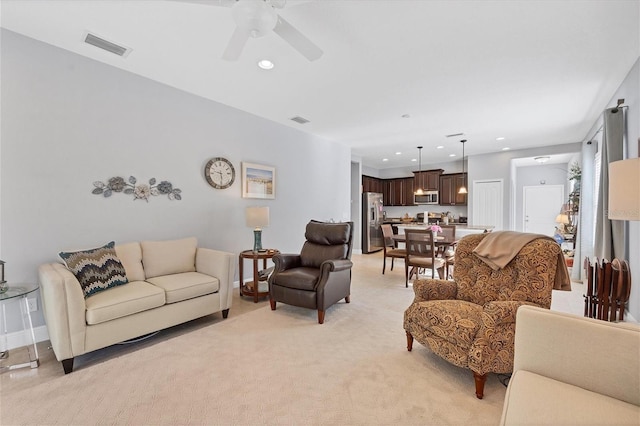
{"left": 59, "top": 241, "right": 129, "bottom": 298}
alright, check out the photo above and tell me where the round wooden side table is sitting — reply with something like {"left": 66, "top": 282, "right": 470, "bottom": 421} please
{"left": 238, "top": 249, "right": 279, "bottom": 303}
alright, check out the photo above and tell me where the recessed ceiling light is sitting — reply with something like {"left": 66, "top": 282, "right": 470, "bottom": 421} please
{"left": 382, "top": 158, "right": 389, "bottom": 162}
{"left": 411, "top": 158, "right": 417, "bottom": 162}
{"left": 257, "top": 59, "right": 274, "bottom": 70}
{"left": 496, "top": 137, "right": 505, "bottom": 141}
{"left": 502, "top": 147, "right": 510, "bottom": 151}
{"left": 449, "top": 154, "right": 456, "bottom": 157}
{"left": 395, "top": 152, "right": 402, "bottom": 155}
{"left": 534, "top": 156, "right": 551, "bottom": 164}
{"left": 436, "top": 146, "right": 444, "bottom": 149}
{"left": 401, "top": 114, "right": 411, "bottom": 118}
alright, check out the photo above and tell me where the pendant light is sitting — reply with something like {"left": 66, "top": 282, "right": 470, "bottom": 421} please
{"left": 415, "top": 146, "right": 424, "bottom": 195}
{"left": 458, "top": 139, "right": 468, "bottom": 194}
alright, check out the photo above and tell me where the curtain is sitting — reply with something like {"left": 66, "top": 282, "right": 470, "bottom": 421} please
{"left": 571, "top": 141, "right": 596, "bottom": 281}
{"left": 594, "top": 108, "right": 625, "bottom": 260}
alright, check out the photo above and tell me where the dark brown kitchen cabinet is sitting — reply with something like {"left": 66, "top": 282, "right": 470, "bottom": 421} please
{"left": 413, "top": 169, "right": 443, "bottom": 191}
{"left": 382, "top": 179, "right": 394, "bottom": 205}
{"left": 401, "top": 177, "right": 415, "bottom": 206}
{"left": 381, "top": 177, "right": 414, "bottom": 206}
{"left": 439, "top": 173, "right": 467, "bottom": 206}
{"left": 362, "top": 175, "right": 383, "bottom": 194}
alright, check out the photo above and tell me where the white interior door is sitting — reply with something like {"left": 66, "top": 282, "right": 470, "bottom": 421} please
{"left": 472, "top": 180, "right": 504, "bottom": 230}
{"left": 523, "top": 185, "right": 564, "bottom": 236}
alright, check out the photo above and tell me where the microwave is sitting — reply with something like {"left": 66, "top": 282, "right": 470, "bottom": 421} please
{"left": 414, "top": 191, "right": 439, "bottom": 205}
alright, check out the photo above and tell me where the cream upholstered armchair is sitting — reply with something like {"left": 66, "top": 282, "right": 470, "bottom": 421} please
{"left": 403, "top": 231, "right": 569, "bottom": 399}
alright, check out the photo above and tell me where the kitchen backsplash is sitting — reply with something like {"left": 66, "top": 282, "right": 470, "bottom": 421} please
{"left": 383, "top": 205, "right": 468, "bottom": 221}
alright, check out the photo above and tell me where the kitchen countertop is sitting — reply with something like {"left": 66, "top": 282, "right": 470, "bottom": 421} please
{"left": 394, "top": 223, "right": 494, "bottom": 238}
{"left": 396, "top": 223, "right": 492, "bottom": 229}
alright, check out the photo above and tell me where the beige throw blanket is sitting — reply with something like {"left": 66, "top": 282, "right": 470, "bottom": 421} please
{"left": 473, "top": 231, "right": 572, "bottom": 291}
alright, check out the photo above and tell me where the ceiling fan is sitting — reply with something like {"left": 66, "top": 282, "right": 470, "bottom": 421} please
{"left": 177, "top": 0, "right": 323, "bottom": 61}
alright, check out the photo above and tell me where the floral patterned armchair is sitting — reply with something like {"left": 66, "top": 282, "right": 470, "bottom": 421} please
{"left": 403, "top": 232, "right": 563, "bottom": 399}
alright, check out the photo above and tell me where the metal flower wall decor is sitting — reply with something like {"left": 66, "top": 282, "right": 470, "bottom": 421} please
{"left": 92, "top": 176, "right": 182, "bottom": 202}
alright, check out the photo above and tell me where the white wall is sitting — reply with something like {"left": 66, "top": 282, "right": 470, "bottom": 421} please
{"left": 468, "top": 143, "right": 582, "bottom": 230}
{"left": 0, "top": 30, "right": 351, "bottom": 332}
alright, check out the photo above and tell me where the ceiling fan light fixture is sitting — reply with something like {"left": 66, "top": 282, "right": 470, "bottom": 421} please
{"left": 232, "top": 0, "right": 278, "bottom": 38}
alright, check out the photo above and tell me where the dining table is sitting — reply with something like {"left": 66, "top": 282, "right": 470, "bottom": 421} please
{"left": 391, "top": 233, "right": 458, "bottom": 255}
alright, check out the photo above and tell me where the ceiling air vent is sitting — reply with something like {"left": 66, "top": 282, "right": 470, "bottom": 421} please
{"left": 445, "top": 132, "right": 465, "bottom": 138}
{"left": 83, "top": 32, "right": 131, "bottom": 57}
{"left": 290, "top": 116, "right": 310, "bottom": 124}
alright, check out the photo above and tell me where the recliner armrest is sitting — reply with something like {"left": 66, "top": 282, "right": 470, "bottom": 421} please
{"left": 412, "top": 279, "right": 457, "bottom": 302}
{"left": 321, "top": 259, "right": 353, "bottom": 272}
{"left": 272, "top": 254, "right": 302, "bottom": 272}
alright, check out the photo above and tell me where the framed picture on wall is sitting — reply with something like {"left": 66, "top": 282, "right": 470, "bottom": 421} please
{"left": 242, "top": 162, "right": 276, "bottom": 199}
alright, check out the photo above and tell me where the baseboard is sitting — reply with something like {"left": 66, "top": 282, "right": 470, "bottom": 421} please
{"left": 4, "top": 325, "right": 49, "bottom": 350}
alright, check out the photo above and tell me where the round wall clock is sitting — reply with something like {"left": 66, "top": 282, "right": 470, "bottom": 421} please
{"left": 205, "top": 157, "right": 235, "bottom": 189}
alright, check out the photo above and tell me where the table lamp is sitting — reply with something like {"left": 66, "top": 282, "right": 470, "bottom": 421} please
{"left": 608, "top": 157, "right": 640, "bottom": 221}
{"left": 246, "top": 206, "right": 270, "bottom": 252}
{"left": 555, "top": 213, "right": 571, "bottom": 233}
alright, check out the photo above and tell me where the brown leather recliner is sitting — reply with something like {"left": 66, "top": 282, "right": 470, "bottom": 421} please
{"left": 269, "top": 220, "right": 354, "bottom": 324}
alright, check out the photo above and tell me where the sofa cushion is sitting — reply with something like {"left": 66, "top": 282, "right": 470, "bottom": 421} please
{"left": 146, "top": 272, "right": 219, "bottom": 304}
{"left": 115, "top": 242, "right": 145, "bottom": 282}
{"left": 141, "top": 237, "right": 197, "bottom": 279}
{"left": 59, "top": 241, "right": 129, "bottom": 298}
{"left": 501, "top": 370, "right": 640, "bottom": 425}
{"left": 85, "top": 280, "right": 165, "bottom": 325}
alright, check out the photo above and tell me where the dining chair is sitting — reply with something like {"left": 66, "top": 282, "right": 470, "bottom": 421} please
{"left": 439, "top": 225, "right": 457, "bottom": 279}
{"left": 404, "top": 229, "right": 445, "bottom": 287}
{"left": 381, "top": 224, "right": 405, "bottom": 274}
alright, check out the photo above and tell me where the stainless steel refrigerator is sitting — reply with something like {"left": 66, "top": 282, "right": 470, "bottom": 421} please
{"left": 362, "top": 192, "right": 384, "bottom": 253}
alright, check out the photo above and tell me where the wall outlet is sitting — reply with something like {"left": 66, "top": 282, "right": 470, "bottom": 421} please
{"left": 27, "top": 298, "right": 37, "bottom": 312}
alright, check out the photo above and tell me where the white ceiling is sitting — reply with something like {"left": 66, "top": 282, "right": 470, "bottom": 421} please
{"left": 1, "top": 0, "right": 638, "bottom": 169}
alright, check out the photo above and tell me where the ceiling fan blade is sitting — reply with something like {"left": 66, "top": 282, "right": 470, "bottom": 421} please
{"left": 273, "top": 16, "right": 323, "bottom": 61}
{"left": 222, "top": 26, "right": 249, "bottom": 61}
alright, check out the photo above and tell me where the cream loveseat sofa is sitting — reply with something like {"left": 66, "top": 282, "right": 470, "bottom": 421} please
{"left": 500, "top": 305, "right": 640, "bottom": 425}
{"left": 39, "top": 237, "right": 235, "bottom": 374}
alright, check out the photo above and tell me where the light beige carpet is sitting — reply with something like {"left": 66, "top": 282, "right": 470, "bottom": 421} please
{"left": 1, "top": 264, "right": 506, "bottom": 425}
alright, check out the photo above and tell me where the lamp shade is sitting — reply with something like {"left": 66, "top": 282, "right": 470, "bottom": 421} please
{"left": 246, "top": 206, "right": 270, "bottom": 229}
{"left": 608, "top": 158, "right": 640, "bottom": 221}
{"left": 555, "top": 213, "right": 570, "bottom": 224}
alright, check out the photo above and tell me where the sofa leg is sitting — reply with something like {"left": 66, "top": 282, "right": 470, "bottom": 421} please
{"left": 318, "top": 310, "right": 325, "bottom": 324}
{"left": 269, "top": 298, "right": 276, "bottom": 311}
{"left": 406, "top": 331, "right": 413, "bottom": 351}
{"left": 62, "top": 358, "right": 74, "bottom": 374}
{"left": 345, "top": 296, "right": 350, "bottom": 303}
{"left": 222, "top": 309, "right": 229, "bottom": 319}
{"left": 473, "top": 372, "right": 487, "bottom": 399}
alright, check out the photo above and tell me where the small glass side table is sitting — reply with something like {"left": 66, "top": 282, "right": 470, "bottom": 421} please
{"left": 0, "top": 283, "right": 40, "bottom": 372}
